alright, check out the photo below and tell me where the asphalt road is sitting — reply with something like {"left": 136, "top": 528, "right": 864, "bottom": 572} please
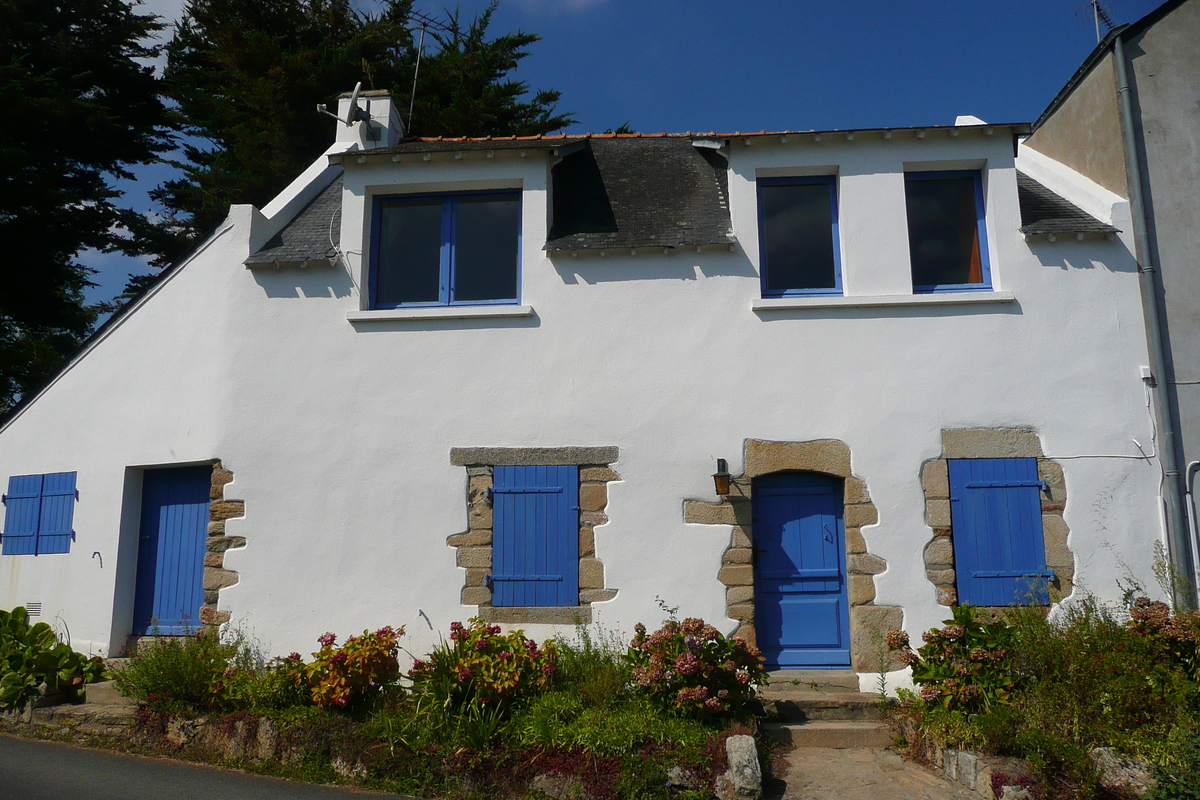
{"left": 0, "top": 734, "right": 414, "bottom": 800}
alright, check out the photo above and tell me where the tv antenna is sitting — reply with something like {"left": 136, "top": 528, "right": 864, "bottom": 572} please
{"left": 317, "top": 81, "right": 370, "bottom": 126}
{"left": 1088, "top": 0, "right": 1116, "bottom": 42}
{"left": 407, "top": 10, "right": 454, "bottom": 133}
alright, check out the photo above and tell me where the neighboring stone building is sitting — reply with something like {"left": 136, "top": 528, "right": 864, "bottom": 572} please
{"left": 0, "top": 78, "right": 1167, "bottom": 687}
{"left": 1022, "top": 0, "right": 1200, "bottom": 596}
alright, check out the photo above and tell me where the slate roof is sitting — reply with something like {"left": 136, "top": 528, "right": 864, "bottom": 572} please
{"left": 245, "top": 173, "right": 343, "bottom": 265}
{"left": 544, "top": 138, "right": 734, "bottom": 251}
{"left": 1016, "top": 171, "right": 1119, "bottom": 235}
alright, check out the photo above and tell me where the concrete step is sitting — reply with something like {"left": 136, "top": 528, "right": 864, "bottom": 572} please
{"left": 84, "top": 681, "right": 136, "bottom": 706}
{"left": 766, "top": 669, "right": 860, "bottom": 693}
{"left": 759, "top": 690, "right": 888, "bottom": 722}
{"left": 764, "top": 721, "right": 894, "bottom": 749}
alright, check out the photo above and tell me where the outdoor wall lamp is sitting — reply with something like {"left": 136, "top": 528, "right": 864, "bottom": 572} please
{"left": 713, "top": 458, "right": 731, "bottom": 496}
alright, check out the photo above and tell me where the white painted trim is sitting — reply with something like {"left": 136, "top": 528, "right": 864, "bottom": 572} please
{"left": 1015, "top": 144, "right": 1125, "bottom": 226}
{"left": 347, "top": 305, "right": 534, "bottom": 322}
{"left": 752, "top": 291, "right": 1015, "bottom": 311}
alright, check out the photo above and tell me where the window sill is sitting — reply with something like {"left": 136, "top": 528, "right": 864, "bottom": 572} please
{"left": 752, "top": 291, "right": 1014, "bottom": 311}
{"left": 348, "top": 305, "right": 534, "bottom": 322}
{"left": 477, "top": 606, "right": 592, "bottom": 625}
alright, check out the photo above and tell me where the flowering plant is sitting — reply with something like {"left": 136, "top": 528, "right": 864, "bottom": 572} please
{"left": 887, "top": 605, "right": 1015, "bottom": 713}
{"left": 625, "top": 617, "right": 764, "bottom": 717}
{"left": 407, "top": 618, "right": 557, "bottom": 710}
{"left": 1127, "top": 596, "right": 1200, "bottom": 679}
{"left": 286, "top": 626, "right": 404, "bottom": 709}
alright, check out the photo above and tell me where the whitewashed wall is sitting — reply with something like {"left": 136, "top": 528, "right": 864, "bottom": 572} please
{"left": 0, "top": 131, "right": 1160, "bottom": 669}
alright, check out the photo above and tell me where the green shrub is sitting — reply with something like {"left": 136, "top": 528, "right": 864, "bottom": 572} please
{"left": 113, "top": 629, "right": 242, "bottom": 712}
{"left": 513, "top": 691, "right": 709, "bottom": 756}
{"left": 285, "top": 626, "right": 404, "bottom": 710}
{"left": 553, "top": 623, "right": 632, "bottom": 708}
{"left": 1008, "top": 598, "right": 1200, "bottom": 758}
{"left": 407, "top": 618, "right": 557, "bottom": 711}
{"left": 626, "top": 617, "right": 765, "bottom": 718}
{"left": 0, "top": 606, "right": 105, "bottom": 709}
{"left": 1146, "top": 728, "right": 1200, "bottom": 800}
{"left": 887, "top": 604, "right": 1016, "bottom": 713}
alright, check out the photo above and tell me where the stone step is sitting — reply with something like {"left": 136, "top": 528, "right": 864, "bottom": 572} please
{"left": 759, "top": 690, "right": 888, "bottom": 722}
{"left": 766, "top": 669, "right": 860, "bottom": 693}
{"left": 763, "top": 721, "right": 894, "bottom": 749}
{"left": 85, "top": 681, "right": 136, "bottom": 706}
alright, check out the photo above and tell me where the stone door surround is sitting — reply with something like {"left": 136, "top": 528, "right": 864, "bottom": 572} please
{"left": 920, "top": 429, "right": 1074, "bottom": 606}
{"left": 684, "top": 439, "right": 903, "bottom": 672}
{"left": 448, "top": 447, "right": 620, "bottom": 625}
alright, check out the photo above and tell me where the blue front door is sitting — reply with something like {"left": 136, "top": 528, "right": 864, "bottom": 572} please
{"left": 753, "top": 473, "right": 851, "bottom": 668}
{"left": 132, "top": 466, "right": 212, "bottom": 635}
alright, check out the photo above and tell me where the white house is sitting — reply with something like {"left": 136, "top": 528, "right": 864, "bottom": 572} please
{"left": 0, "top": 91, "right": 1165, "bottom": 687}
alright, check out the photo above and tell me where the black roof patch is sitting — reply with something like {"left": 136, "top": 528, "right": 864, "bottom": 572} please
{"left": 245, "top": 172, "right": 343, "bottom": 265}
{"left": 545, "top": 138, "right": 733, "bottom": 251}
{"left": 1016, "top": 171, "right": 1120, "bottom": 235}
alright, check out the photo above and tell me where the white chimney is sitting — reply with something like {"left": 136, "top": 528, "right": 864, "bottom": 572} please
{"left": 336, "top": 89, "right": 405, "bottom": 148}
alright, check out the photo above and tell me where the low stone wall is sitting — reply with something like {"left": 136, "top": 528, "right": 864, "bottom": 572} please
{"left": 0, "top": 701, "right": 136, "bottom": 739}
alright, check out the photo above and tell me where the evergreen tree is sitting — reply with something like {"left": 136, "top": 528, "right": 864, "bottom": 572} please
{"left": 145, "top": 0, "right": 573, "bottom": 275}
{"left": 0, "top": 0, "right": 172, "bottom": 415}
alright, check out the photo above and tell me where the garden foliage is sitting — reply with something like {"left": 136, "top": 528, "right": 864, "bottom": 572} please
{"left": 626, "top": 617, "right": 765, "bottom": 717}
{"left": 284, "top": 626, "right": 404, "bottom": 709}
{"left": 891, "top": 597, "right": 1200, "bottom": 799}
{"left": 0, "top": 606, "right": 104, "bottom": 709}
{"left": 407, "top": 618, "right": 556, "bottom": 710}
{"left": 887, "top": 604, "right": 1016, "bottom": 713}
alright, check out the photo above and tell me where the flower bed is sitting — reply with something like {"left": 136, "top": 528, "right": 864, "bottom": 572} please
{"left": 54, "top": 613, "right": 768, "bottom": 799}
{"left": 888, "top": 598, "right": 1200, "bottom": 799}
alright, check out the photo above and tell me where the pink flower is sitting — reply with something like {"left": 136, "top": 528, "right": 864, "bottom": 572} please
{"left": 919, "top": 685, "right": 941, "bottom": 702}
{"left": 450, "top": 621, "right": 463, "bottom": 632}
{"left": 487, "top": 624, "right": 501, "bottom": 635}
{"left": 374, "top": 626, "right": 394, "bottom": 637}
{"left": 457, "top": 666, "right": 473, "bottom": 682}
{"left": 498, "top": 651, "right": 512, "bottom": 661}
{"left": 317, "top": 632, "right": 337, "bottom": 647}
{"left": 541, "top": 663, "right": 556, "bottom": 674}
{"left": 329, "top": 651, "right": 347, "bottom": 665}
{"left": 474, "top": 639, "right": 489, "bottom": 651}
{"left": 287, "top": 652, "right": 302, "bottom": 661}
{"left": 222, "top": 667, "right": 236, "bottom": 677}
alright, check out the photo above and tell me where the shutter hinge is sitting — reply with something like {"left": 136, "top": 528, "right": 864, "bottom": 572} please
{"left": 1039, "top": 481, "right": 1049, "bottom": 493}
{"left": 1, "top": 494, "right": 6, "bottom": 505}
{"left": 486, "top": 487, "right": 494, "bottom": 502}
{"left": 570, "top": 505, "right": 580, "bottom": 511}
{"left": 75, "top": 489, "right": 80, "bottom": 501}
{"left": 485, "top": 574, "right": 494, "bottom": 589}
{"left": 71, "top": 531, "right": 76, "bottom": 542}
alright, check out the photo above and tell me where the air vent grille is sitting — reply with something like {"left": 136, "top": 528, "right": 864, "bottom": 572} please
{"left": 25, "top": 602, "right": 41, "bottom": 617}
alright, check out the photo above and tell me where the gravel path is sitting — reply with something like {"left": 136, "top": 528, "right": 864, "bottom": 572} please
{"left": 770, "top": 747, "right": 980, "bottom": 800}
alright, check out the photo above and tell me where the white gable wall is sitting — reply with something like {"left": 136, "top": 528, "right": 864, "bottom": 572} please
{"left": 0, "top": 133, "right": 1161, "bottom": 666}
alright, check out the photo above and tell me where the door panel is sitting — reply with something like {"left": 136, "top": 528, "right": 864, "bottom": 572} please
{"left": 753, "top": 473, "right": 850, "bottom": 668}
{"left": 132, "top": 466, "right": 212, "bottom": 635}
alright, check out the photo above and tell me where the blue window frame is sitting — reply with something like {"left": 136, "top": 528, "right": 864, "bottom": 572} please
{"left": 905, "top": 170, "right": 991, "bottom": 293}
{"left": 370, "top": 190, "right": 521, "bottom": 309}
{"left": 948, "top": 458, "right": 1051, "bottom": 605}
{"left": 2, "top": 472, "right": 78, "bottom": 556}
{"left": 757, "top": 176, "right": 842, "bottom": 297}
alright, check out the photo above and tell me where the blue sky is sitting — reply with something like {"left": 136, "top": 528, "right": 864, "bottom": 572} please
{"left": 85, "top": 0, "right": 1162, "bottom": 305}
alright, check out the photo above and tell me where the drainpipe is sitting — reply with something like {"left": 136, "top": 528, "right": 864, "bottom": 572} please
{"left": 1113, "top": 32, "right": 1197, "bottom": 609}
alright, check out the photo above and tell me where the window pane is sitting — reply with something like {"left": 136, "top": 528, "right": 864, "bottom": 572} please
{"left": 376, "top": 198, "right": 443, "bottom": 305}
{"left": 452, "top": 195, "right": 520, "bottom": 302}
{"left": 905, "top": 175, "right": 983, "bottom": 288}
{"left": 761, "top": 181, "right": 837, "bottom": 292}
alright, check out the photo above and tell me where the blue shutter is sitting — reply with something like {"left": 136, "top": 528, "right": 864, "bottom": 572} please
{"left": 949, "top": 458, "right": 1050, "bottom": 605}
{"left": 35, "top": 472, "right": 77, "bottom": 554}
{"left": 490, "top": 465, "right": 579, "bottom": 607}
{"left": 2, "top": 475, "right": 43, "bottom": 556}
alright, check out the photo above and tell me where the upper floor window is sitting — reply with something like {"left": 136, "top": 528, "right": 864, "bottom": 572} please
{"left": 757, "top": 176, "right": 841, "bottom": 296}
{"left": 905, "top": 171, "right": 990, "bottom": 293}
{"left": 370, "top": 191, "right": 520, "bottom": 308}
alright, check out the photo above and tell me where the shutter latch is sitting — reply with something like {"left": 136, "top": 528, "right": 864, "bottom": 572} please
{"left": 486, "top": 487, "right": 494, "bottom": 503}
{"left": 485, "top": 574, "right": 494, "bottom": 589}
